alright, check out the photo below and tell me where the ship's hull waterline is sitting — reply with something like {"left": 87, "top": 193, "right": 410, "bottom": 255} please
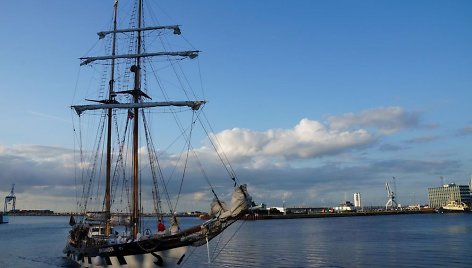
{"left": 65, "top": 240, "right": 188, "bottom": 267}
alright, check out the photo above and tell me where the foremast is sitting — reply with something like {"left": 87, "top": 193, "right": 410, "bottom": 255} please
{"left": 72, "top": 0, "right": 204, "bottom": 240}
{"left": 104, "top": 0, "right": 119, "bottom": 238}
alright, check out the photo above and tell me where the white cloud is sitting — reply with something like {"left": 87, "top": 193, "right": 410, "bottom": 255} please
{"left": 0, "top": 145, "right": 76, "bottom": 190}
{"left": 193, "top": 191, "right": 206, "bottom": 201}
{"left": 211, "top": 118, "right": 376, "bottom": 162}
{"left": 0, "top": 144, "right": 74, "bottom": 163}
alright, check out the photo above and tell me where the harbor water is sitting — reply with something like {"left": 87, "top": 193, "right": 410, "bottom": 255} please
{"left": 1, "top": 214, "right": 471, "bottom": 267}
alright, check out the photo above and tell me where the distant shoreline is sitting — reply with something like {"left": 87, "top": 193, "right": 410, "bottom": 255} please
{"left": 7, "top": 209, "right": 436, "bottom": 218}
{"left": 6, "top": 212, "right": 201, "bottom": 217}
{"left": 243, "top": 209, "right": 435, "bottom": 220}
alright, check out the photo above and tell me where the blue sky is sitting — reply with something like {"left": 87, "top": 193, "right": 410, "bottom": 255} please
{"left": 0, "top": 0, "right": 471, "bottom": 212}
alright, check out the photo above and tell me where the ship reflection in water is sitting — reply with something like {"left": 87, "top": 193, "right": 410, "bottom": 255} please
{"left": 0, "top": 214, "right": 471, "bottom": 267}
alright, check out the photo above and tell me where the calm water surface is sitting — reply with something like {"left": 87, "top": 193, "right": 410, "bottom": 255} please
{"left": 0, "top": 214, "right": 471, "bottom": 267}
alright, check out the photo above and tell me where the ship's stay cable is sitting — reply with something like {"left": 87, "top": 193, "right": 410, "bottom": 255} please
{"left": 72, "top": 55, "right": 107, "bottom": 215}
{"left": 146, "top": 65, "right": 225, "bottom": 208}
{"left": 79, "top": 112, "right": 104, "bottom": 213}
{"left": 142, "top": 111, "right": 164, "bottom": 216}
{"left": 110, "top": 112, "right": 132, "bottom": 212}
{"left": 143, "top": 6, "right": 232, "bottom": 207}
{"left": 152, "top": 27, "right": 239, "bottom": 186}
{"left": 142, "top": 110, "right": 175, "bottom": 215}
{"left": 211, "top": 227, "right": 225, "bottom": 261}
{"left": 173, "top": 112, "right": 195, "bottom": 212}
{"left": 143, "top": 7, "right": 228, "bottom": 203}
{"left": 71, "top": 114, "right": 78, "bottom": 212}
{"left": 110, "top": 110, "right": 121, "bottom": 205}
{"left": 198, "top": 114, "right": 239, "bottom": 186}
{"left": 71, "top": 113, "right": 83, "bottom": 212}
{"left": 201, "top": 113, "right": 238, "bottom": 182}
{"left": 211, "top": 220, "right": 247, "bottom": 262}
{"left": 147, "top": 59, "right": 223, "bottom": 200}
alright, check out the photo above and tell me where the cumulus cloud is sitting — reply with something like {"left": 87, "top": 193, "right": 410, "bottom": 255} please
{"left": 211, "top": 118, "right": 376, "bottom": 162}
{"left": 193, "top": 191, "right": 206, "bottom": 201}
{"left": 208, "top": 107, "right": 421, "bottom": 164}
{"left": 0, "top": 145, "right": 78, "bottom": 211}
{"left": 327, "top": 106, "right": 420, "bottom": 134}
{"left": 0, "top": 145, "right": 75, "bottom": 188}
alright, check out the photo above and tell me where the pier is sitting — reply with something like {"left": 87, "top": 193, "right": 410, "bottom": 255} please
{"left": 243, "top": 209, "right": 435, "bottom": 220}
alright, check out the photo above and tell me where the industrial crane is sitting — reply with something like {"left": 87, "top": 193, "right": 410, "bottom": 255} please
{"left": 385, "top": 177, "right": 398, "bottom": 210}
{"left": 4, "top": 184, "right": 16, "bottom": 212}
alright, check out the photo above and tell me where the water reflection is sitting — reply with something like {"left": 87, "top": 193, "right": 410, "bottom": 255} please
{"left": 1, "top": 214, "right": 471, "bottom": 267}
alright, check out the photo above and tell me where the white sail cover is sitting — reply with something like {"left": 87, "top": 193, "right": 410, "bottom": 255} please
{"left": 218, "top": 184, "right": 252, "bottom": 221}
{"left": 210, "top": 199, "right": 228, "bottom": 217}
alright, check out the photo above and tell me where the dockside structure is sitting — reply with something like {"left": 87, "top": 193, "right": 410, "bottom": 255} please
{"left": 428, "top": 183, "right": 471, "bottom": 209}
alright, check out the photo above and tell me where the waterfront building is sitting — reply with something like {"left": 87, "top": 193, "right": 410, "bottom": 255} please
{"left": 428, "top": 183, "right": 471, "bottom": 208}
{"left": 334, "top": 201, "right": 356, "bottom": 212}
{"left": 354, "top": 192, "right": 362, "bottom": 208}
{"left": 285, "top": 207, "right": 327, "bottom": 214}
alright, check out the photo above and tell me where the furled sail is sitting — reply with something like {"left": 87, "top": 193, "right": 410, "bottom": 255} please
{"left": 80, "top": 51, "right": 199, "bottom": 66}
{"left": 72, "top": 100, "right": 206, "bottom": 116}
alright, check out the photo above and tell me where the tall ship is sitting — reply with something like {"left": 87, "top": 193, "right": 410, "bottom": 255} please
{"left": 63, "top": 1, "right": 252, "bottom": 267}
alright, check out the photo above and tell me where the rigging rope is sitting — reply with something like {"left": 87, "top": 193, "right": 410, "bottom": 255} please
{"left": 142, "top": 111, "right": 163, "bottom": 216}
{"left": 110, "top": 111, "right": 132, "bottom": 213}
{"left": 211, "top": 220, "right": 247, "bottom": 262}
{"left": 173, "top": 112, "right": 195, "bottom": 213}
{"left": 81, "top": 112, "right": 106, "bottom": 213}
{"left": 141, "top": 110, "right": 175, "bottom": 215}
{"left": 153, "top": 28, "right": 239, "bottom": 187}
{"left": 197, "top": 113, "right": 239, "bottom": 186}
{"left": 147, "top": 56, "right": 226, "bottom": 204}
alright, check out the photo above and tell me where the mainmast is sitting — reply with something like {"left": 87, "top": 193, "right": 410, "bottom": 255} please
{"left": 131, "top": 0, "right": 143, "bottom": 239}
{"left": 104, "top": 0, "right": 119, "bottom": 237}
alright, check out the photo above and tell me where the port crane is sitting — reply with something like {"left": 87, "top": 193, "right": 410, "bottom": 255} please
{"left": 4, "top": 184, "right": 16, "bottom": 212}
{"left": 385, "top": 177, "right": 398, "bottom": 210}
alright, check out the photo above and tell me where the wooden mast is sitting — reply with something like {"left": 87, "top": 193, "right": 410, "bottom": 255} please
{"left": 105, "top": 0, "right": 119, "bottom": 237}
{"left": 131, "top": 0, "right": 143, "bottom": 239}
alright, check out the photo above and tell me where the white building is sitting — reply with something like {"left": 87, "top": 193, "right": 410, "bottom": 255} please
{"left": 334, "top": 201, "right": 356, "bottom": 212}
{"left": 354, "top": 192, "right": 362, "bottom": 208}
